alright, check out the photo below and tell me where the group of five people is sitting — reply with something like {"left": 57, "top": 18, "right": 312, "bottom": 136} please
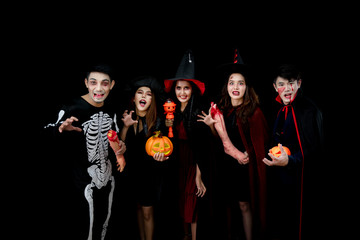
{"left": 43, "top": 49, "right": 323, "bottom": 240}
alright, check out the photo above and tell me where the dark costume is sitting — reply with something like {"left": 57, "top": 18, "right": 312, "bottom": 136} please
{"left": 215, "top": 48, "right": 269, "bottom": 238}
{"left": 267, "top": 89, "right": 324, "bottom": 239}
{"left": 124, "top": 115, "right": 165, "bottom": 206}
{"left": 119, "top": 75, "right": 168, "bottom": 207}
{"left": 219, "top": 105, "right": 269, "bottom": 238}
{"left": 43, "top": 97, "right": 119, "bottom": 240}
{"left": 163, "top": 50, "right": 216, "bottom": 240}
{"left": 171, "top": 96, "right": 211, "bottom": 223}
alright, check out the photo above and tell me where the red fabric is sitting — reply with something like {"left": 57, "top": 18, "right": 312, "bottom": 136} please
{"left": 177, "top": 121, "right": 198, "bottom": 223}
{"left": 236, "top": 107, "right": 269, "bottom": 234}
{"left": 276, "top": 93, "right": 305, "bottom": 240}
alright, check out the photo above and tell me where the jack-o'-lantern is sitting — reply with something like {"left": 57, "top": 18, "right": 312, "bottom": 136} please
{"left": 145, "top": 131, "right": 173, "bottom": 157}
{"left": 270, "top": 144, "right": 291, "bottom": 158}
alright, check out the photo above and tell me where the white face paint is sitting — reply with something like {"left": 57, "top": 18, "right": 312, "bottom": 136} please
{"left": 84, "top": 72, "right": 115, "bottom": 107}
{"left": 227, "top": 73, "right": 246, "bottom": 107}
{"left": 134, "top": 86, "right": 152, "bottom": 115}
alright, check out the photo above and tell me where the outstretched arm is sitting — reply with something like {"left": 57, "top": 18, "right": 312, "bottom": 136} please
{"left": 210, "top": 103, "right": 249, "bottom": 164}
{"left": 197, "top": 105, "right": 218, "bottom": 136}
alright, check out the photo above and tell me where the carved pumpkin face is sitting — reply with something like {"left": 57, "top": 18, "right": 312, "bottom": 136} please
{"left": 269, "top": 144, "right": 291, "bottom": 158}
{"left": 146, "top": 131, "right": 173, "bottom": 157}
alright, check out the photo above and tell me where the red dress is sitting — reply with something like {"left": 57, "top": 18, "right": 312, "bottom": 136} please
{"left": 177, "top": 120, "right": 198, "bottom": 223}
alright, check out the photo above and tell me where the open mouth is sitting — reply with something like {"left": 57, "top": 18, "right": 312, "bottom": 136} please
{"left": 232, "top": 91, "right": 240, "bottom": 96}
{"left": 94, "top": 93, "right": 105, "bottom": 99}
{"left": 284, "top": 93, "right": 292, "bottom": 99}
{"left": 139, "top": 99, "right": 147, "bottom": 107}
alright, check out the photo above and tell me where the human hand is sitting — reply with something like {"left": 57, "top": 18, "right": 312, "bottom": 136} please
{"left": 116, "top": 155, "right": 126, "bottom": 172}
{"left": 237, "top": 151, "right": 249, "bottom": 165}
{"left": 153, "top": 152, "right": 169, "bottom": 162}
{"left": 262, "top": 144, "right": 289, "bottom": 166}
{"left": 197, "top": 106, "right": 218, "bottom": 126}
{"left": 121, "top": 110, "right": 138, "bottom": 127}
{"left": 195, "top": 175, "right": 206, "bottom": 197}
{"left": 115, "top": 140, "right": 126, "bottom": 155}
{"left": 165, "top": 118, "right": 174, "bottom": 127}
{"left": 58, "top": 116, "right": 82, "bottom": 133}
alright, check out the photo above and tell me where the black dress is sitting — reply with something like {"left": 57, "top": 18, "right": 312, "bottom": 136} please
{"left": 220, "top": 107, "right": 250, "bottom": 203}
{"left": 124, "top": 116, "right": 165, "bottom": 206}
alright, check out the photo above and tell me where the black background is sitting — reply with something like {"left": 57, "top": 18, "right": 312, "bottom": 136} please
{"left": 10, "top": 4, "right": 350, "bottom": 239}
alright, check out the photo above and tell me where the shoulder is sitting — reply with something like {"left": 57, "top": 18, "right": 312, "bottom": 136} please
{"left": 62, "top": 97, "right": 88, "bottom": 112}
{"left": 296, "top": 95, "right": 322, "bottom": 118}
{"left": 249, "top": 106, "right": 266, "bottom": 121}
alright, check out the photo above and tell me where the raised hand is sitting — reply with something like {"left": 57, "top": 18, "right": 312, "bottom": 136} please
{"left": 58, "top": 116, "right": 82, "bottom": 133}
{"left": 197, "top": 105, "right": 217, "bottom": 127}
{"left": 121, "top": 110, "right": 138, "bottom": 127}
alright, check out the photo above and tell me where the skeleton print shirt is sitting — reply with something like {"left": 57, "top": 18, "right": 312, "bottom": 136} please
{"left": 45, "top": 97, "right": 119, "bottom": 190}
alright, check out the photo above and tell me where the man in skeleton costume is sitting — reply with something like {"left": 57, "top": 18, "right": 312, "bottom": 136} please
{"left": 44, "top": 64, "right": 124, "bottom": 240}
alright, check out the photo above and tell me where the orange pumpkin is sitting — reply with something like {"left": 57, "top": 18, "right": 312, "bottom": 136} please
{"left": 145, "top": 131, "right": 173, "bottom": 157}
{"left": 269, "top": 144, "right": 291, "bottom": 158}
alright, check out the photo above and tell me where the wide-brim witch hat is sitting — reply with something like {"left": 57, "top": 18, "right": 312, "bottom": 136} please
{"left": 164, "top": 49, "right": 205, "bottom": 96}
{"left": 216, "top": 48, "right": 253, "bottom": 86}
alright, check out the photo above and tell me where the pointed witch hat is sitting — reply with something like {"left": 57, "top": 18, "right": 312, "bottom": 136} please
{"left": 164, "top": 49, "right": 205, "bottom": 96}
{"left": 216, "top": 48, "right": 253, "bottom": 86}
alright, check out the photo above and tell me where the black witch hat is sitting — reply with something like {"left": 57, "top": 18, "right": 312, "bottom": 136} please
{"left": 216, "top": 48, "right": 253, "bottom": 85}
{"left": 164, "top": 49, "right": 205, "bottom": 96}
{"left": 124, "top": 75, "right": 165, "bottom": 99}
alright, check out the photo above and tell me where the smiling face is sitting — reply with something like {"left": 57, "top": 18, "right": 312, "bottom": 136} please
{"left": 273, "top": 77, "right": 301, "bottom": 105}
{"left": 134, "top": 86, "right": 152, "bottom": 115}
{"left": 84, "top": 71, "right": 115, "bottom": 107}
{"left": 175, "top": 80, "right": 193, "bottom": 110}
{"left": 227, "top": 73, "right": 246, "bottom": 107}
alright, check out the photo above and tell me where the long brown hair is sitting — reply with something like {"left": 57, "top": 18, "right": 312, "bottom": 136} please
{"left": 218, "top": 73, "right": 259, "bottom": 124}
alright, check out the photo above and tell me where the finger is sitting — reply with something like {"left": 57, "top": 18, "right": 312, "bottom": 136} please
{"left": 73, "top": 127, "right": 82, "bottom": 132}
{"left": 263, "top": 158, "right": 273, "bottom": 166}
{"left": 268, "top": 152, "right": 274, "bottom": 158}
{"left": 70, "top": 116, "right": 79, "bottom": 122}
{"left": 59, "top": 121, "right": 70, "bottom": 133}
{"left": 201, "top": 189, "right": 206, "bottom": 197}
{"left": 201, "top": 186, "right": 206, "bottom": 197}
{"left": 278, "top": 144, "right": 286, "bottom": 156}
{"left": 197, "top": 188, "right": 202, "bottom": 197}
